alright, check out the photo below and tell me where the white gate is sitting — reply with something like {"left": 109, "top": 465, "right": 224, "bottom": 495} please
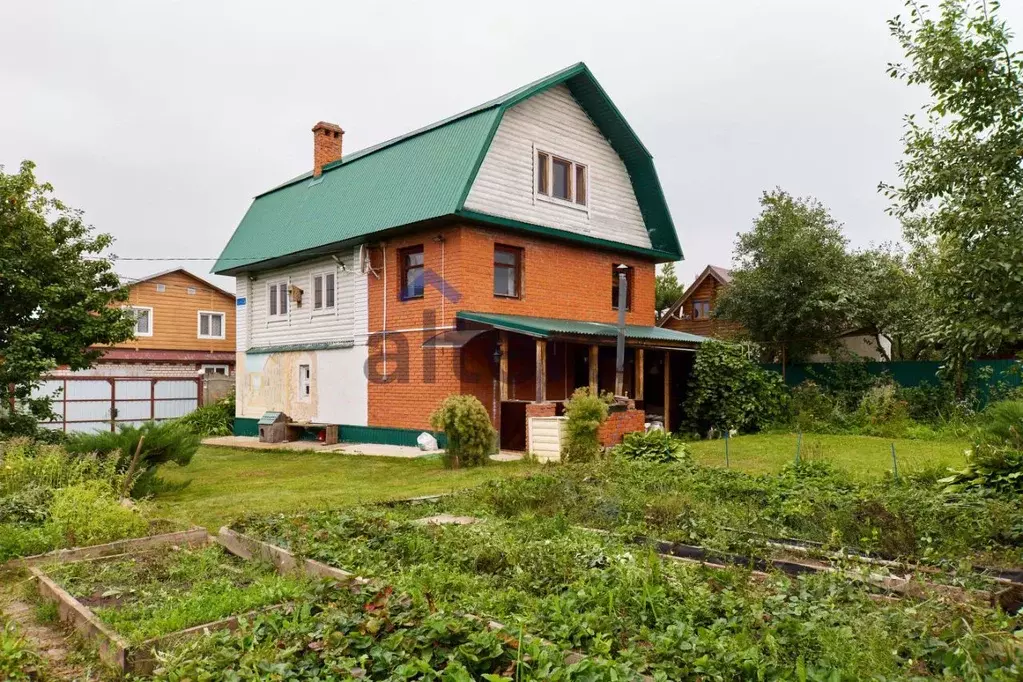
{"left": 34, "top": 376, "right": 201, "bottom": 433}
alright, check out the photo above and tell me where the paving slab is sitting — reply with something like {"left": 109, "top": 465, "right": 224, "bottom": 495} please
{"left": 412, "top": 514, "right": 481, "bottom": 526}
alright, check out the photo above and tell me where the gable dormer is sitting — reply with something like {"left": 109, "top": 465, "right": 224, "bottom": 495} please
{"left": 463, "top": 83, "right": 650, "bottom": 251}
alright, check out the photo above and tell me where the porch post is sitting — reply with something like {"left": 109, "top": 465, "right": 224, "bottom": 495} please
{"left": 535, "top": 338, "right": 547, "bottom": 403}
{"left": 499, "top": 331, "right": 509, "bottom": 401}
{"left": 635, "top": 348, "right": 644, "bottom": 400}
{"left": 588, "top": 345, "right": 599, "bottom": 394}
{"left": 663, "top": 351, "right": 671, "bottom": 432}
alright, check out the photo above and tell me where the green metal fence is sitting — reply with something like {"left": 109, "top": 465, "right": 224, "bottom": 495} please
{"left": 763, "top": 359, "right": 1020, "bottom": 393}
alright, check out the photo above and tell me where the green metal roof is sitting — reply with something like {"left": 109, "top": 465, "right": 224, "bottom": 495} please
{"left": 456, "top": 311, "right": 707, "bottom": 346}
{"left": 214, "top": 62, "right": 682, "bottom": 275}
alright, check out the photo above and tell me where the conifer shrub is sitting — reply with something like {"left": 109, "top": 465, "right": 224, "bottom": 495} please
{"left": 430, "top": 395, "right": 495, "bottom": 468}
{"left": 562, "top": 388, "right": 609, "bottom": 463}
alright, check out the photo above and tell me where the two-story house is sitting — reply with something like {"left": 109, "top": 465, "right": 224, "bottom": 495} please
{"left": 659, "top": 264, "right": 892, "bottom": 362}
{"left": 658, "top": 264, "right": 743, "bottom": 339}
{"left": 39, "top": 268, "right": 236, "bottom": 433}
{"left": 214, "top": 63, "right": 705, "bottom": 447}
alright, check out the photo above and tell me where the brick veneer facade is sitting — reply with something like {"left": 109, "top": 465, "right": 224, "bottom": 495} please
{"left": 366, "top": 223, "right": 657, "bottom": 431}
{"left": 598, "top": 402, "right": 646, "bottom": 447}
{"left": 525, "top": 402, "right": 557, "bottom": 418}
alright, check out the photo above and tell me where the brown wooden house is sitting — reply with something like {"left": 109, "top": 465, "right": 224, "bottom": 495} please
{"left": 658, "top": 265, "right": 743, "bottom": 339}
{"left": 52, "top": 268, "right": 237, "bottom": 378}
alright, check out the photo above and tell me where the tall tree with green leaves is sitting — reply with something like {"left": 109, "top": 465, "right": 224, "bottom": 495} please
{"left": 884, "top": 0, "right": 1023, "bottom": 383}
{"left": 848, "top": 245, "right": 930, "bottom": 361}
{"left": 715, "top": 189, "right": 853, "bottom": 362}
{"left": 0, "top": 161, "right": 135, "bottom": 432}
{"left": 654, "top": 261, "right": 684, "bottom": 321}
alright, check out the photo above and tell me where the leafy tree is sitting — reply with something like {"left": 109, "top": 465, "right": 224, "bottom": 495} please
{"left": 0, "top": 161, "right": 135, "bottom": 430}
{"left": 848, "top": 245, "right": 930, "bottom": 360}
{"left": 654, "top": 261, "right": 684, "bottom": 320}
{"left": 715, "top": 189, "right": 854, "bottom": 362}
{"left": 884, "top": 1, "right": 1023, "bottom": 384}
{"left": 683, "top": 340, "right": 788, "bottom": 435}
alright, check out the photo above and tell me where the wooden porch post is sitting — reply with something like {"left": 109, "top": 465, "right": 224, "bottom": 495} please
{"left": 535, "top": 339, "right": 547, "bottom": 403}
{"left": 663, "top": 351, "right": 671, "bottom": 432}
{"left": 588, "top": 345, "right": 599, "bottom": 395}
{"left": 499, "top": 331, "right": 509, "bottom": 401}
{"left": 635, "top": 348, "right": 644, "bottom": 400}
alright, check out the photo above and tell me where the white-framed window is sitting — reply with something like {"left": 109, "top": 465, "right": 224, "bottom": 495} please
{"left": 129, "top": 306, "right": 153, "bottom": 337}
{"left": 200, "top": 364, "right": 230, "bottom": 375}
{"left": 197, "top": 310, "right": 226, "bottom": 339}
{"left": 267, "top": 281, "right": 288, "bottom": 318}
{"left": 298, "top": 364, "right": 311, "bottom": 400}
{"left": 155, "top": 283, "right": 166, "bottom": 293}
{"left": 312, "top": 271, "right": 336, "bottom": 311}
{"left": 186, "top": 286, "right": 196, "bottom": 295}
{"left": 535, "top": 148, "right": 588, "bottom": 208}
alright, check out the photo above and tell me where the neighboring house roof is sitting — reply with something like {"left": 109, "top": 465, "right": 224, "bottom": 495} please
{"left": 657, "top": 264, "right": 733, "bottom": 326}
{"left": 213, "top": 62, "right": 681, "bottom": 276}
{"left": 457, "top": 311, "right": 707, "bottom": 347}
{"left": 100, "top": 349, "right": 236, "bottom": 363}
{"left": 125, "top": 268, "right": 235, "bottom": 300}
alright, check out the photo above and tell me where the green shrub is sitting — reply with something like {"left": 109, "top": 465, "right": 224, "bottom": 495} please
{"left": 0, "top": 523, "right": 58, "bottom": 563}
{"left": 0, "top": 439, "right": 123, "bottom": 497}
{"left": 613, "top": 430, "right": 691, "bottom": 464}
{"left": 789, "top": 381, "right": 844, "bottom": 432}
{"left": 684, "top": 340, "right": 788, "bottom": 435}
{"left": 856, "top": 383, "right": 911, "bottom": 437}
{"left": 562, "top": 388, "right": 609, "bottom": 463}
{"left": 66, "top": 420, "right": 199, "bottom": 496}
{"left": 178, "top": 392, "right": 235, "bottom": 437}
{"left": 45, "top": 481, "right": 149, "bottom": 548}
{"left": 944, "top": 400, "right": 1023, "bottom": 495}
{"left": 430, "top": 395, "right": 495, "bottom": 468}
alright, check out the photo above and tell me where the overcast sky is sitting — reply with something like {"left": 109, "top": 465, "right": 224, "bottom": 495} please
{"left": 3, "top": 1, "right": 1021, "bottom": 294}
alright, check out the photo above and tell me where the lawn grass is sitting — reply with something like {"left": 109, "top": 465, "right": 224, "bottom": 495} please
{"left": 688, "top": 432, "right": 967, "bottom": 477}
{"left": 151, "top": 446, "right": 534, "bottom": 531}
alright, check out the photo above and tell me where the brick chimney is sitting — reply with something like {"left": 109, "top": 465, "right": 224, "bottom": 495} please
{"left": 312, "top": 121, "right": 344, "bottom": 177}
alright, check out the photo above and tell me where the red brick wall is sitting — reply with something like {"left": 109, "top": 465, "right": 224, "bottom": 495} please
{"left": 598, "top": 407, "right": 646, "bottom": 447}
{"left": 366, "top": 329, "right": 462, "bottom": 431}
{"left": 365, "top": 223, "right": 658, "bottom": 431}
{"left": 525, "top": 402, "right": 556, "bottom": 418}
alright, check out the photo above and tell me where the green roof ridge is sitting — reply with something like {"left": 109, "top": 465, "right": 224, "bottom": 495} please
{"left": 214, "top": 62, "right": 681, "bottom": 275}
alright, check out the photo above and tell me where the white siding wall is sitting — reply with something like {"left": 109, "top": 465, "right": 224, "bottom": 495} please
{"left": 233, "top": 245, "right": 371, "bottom": 426}
{"left": 238, "top": 247, "right": 368, "bottom": 350}
{"left": 464, "top": 84, "right": 651, "bottom": 250}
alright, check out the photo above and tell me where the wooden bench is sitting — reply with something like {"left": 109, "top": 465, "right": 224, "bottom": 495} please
{"left": 285, "top": 422, "right": 339, "bottom": 445}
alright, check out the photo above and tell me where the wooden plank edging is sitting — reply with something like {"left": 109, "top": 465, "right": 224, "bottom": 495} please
{"left": 30, "top": 566, "right": 130, "bottom": 670}
{"left": 216, "top": 527, "right": 367, "bottom": 584}
{"left": 7, "top": 528, "right": 210, "bottom": 569}
{"left": 128, "top": 603, "right": 294, "bottom": 676}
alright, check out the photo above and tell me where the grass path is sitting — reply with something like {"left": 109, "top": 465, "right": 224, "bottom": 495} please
{"left": 688, "top": 432, "right": 967, "bottom": 477}
{"left": 151, "top": 447, "right": 533, "bottom": 531}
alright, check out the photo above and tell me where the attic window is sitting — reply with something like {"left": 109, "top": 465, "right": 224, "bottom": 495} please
{"left": 155, "top": 283, "right": 166, "bottom": 293}
{"left": 535, "top": 149, "right": 587, "bottom": 207}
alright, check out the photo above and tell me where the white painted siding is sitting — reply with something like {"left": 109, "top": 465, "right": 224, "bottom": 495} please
{"left": 241, "top": 247, "right": 368, "bottom": 350}
{"left": 527, "top": 416, "right": 566, "bottom": 462}
{"left": 464, "top": 84, "right": 651, "bottom": 250}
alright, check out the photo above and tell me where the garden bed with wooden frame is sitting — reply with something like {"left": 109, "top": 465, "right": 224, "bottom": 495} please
{"left": 26, "top": 527, "right": 355, "bottom": 676}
